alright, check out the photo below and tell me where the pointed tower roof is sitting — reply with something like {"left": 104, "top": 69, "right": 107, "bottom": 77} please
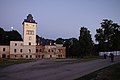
{"left": 23, "top": 14, "right": 37, "bottom": 24}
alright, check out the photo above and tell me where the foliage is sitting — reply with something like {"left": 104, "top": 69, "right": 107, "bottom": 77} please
{"left": 0, "top": 27, "right": 23, "bottom": 45}
{"left": 55, "top": 38, "right": 64, "bottom": 44}
{"left": 79, "top": 27, "right": 94, "bottom": 57}
{"left": 69, "top": 38, "right": 80, "bottom": 57}
{"left": 0, "top": 59, "right": 35, "bottom": 68}
{"left": 95, "top": 19, "right": 120, "bottom": 52}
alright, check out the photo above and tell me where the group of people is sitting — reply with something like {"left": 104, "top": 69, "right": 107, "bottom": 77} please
{"left": 104, "top": 53, "right": 114, "bottom": 62}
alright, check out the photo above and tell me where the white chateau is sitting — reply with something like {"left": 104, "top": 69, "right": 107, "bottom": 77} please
{"left": 0, "top": 14, "right": 66, "bottom": 59}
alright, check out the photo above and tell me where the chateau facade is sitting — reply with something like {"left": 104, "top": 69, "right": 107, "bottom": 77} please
{"left": 0, "top": 14, "right": 66, "bottom": 59}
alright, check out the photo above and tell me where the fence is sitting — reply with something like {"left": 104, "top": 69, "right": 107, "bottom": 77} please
{"left": 99, "top": 51, "right": 120, "bottom": 56}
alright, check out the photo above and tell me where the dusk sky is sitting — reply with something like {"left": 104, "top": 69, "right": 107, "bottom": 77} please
{"left": 0, "top": 0, "right": 120, "bottom": 42}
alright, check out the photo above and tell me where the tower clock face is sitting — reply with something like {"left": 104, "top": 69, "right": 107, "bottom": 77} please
{"left": 26, "top": 30, "right": 34, "bottom": 35}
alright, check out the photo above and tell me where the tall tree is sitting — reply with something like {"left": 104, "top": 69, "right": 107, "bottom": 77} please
{"left": 0, "top": 28, "right": 23, "bottom": 45}
{"left": 95, "top": 19, "right": 120, "bottom": 52}
{"left": 63, "top": 38, "right": 79, "bottom": 57}
{"left": 69, "top": 38, "right": 80, "bottom": 57}
{"left": 0, "top": 27, "right": 6, "bottom": 45}
{"left": 79, "top": 27, "right": 94, "bottom": 57}
{"left": 111, "top": 23, "right": 120, "bottom": 51}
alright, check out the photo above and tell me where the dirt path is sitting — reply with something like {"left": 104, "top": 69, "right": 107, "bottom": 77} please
{"left": 0, "top": 57, "right": 120, "bottom": 80}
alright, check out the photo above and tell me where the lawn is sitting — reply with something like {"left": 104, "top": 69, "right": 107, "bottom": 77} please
{"left": 75, "top": 62, "right": 120, "bottom": 80}
{"left": 0, "top": 56, "right": 102, "bottom": 68}
{"left": 0, "top": 59, "right": 35, "bottom": 68}
{"left": 53, "top": 56, "right": 103, "bottom": 64}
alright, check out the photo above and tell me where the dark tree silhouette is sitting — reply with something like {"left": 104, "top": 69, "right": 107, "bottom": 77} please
{"left": 79, "top": 27, "right": 94, "bottom": 57}
{"left": 95, "top": 19, "right": 120, "bottom": 52}
{"left": 0, "top": 27, "right": 23, "bottom": 45}
{"left": 55, "top": 38, "right": 64, "bottom": 44}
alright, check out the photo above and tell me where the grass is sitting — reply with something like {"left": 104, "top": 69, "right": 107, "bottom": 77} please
{"left": 0, "top": 59, "right": 35, "bottom": 68}
{"left": 0, "top": 56, "right": 102, "bottom": 68}
{"left": 53, "top": 56, "right": 102, "bottom": 64}
{"left": 74, "top": 62, "right": 120, "bottom": 80}
{"left": 79, "top": 56, "right": 102, "bottom": 62}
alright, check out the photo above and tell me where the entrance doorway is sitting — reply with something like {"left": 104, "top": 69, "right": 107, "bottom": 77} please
{"left": 42, "top": 55, "right": 44, "bottom": 59}
{"left": 2, "top": 54, "right": 6, "bottom": 58}
{"left": 50, "top": 55, "right": 52, "bottom": 58}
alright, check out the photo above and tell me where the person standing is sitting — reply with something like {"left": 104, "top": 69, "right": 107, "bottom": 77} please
{"left": 104, "top": 54, "right": 107, "bottom": 59}
{"left": 110, "top": 53, "right": 114, "bottom": 62}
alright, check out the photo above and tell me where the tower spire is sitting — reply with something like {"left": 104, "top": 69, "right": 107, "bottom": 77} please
{"left": 23, "top": 14, "right": 37, "bottom": 24}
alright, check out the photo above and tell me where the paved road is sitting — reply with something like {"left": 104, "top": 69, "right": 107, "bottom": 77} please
{"left": 0, "top": 57, "right": 120, "bottom": 80}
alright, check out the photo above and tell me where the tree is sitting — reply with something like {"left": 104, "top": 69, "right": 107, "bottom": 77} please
{"left": 79, "top": 27, "right": 94, "bottom": 57}
{"left": 62, "top": 38, "right": 80, "bottom": 58}
{"left": 0, "top": 27, "right": 6, "bottom": 45}
{"left": 63, "top": 39, "right": 71, "bottom": 57}
{"left": 0, "top": 28, "right": 23, "bottom": 45}
{"left": 95, "top": 19, "right": 120, "bottom": 52}
{"left": 55, "top": 38, "right": 64, "bottom": 44}
{"left": 7, "top": 30, "right": 23, "bottom": 41}
{"left": 111, "top": 23, "right": 120, "bottom": 51}
{"left": 69, "top": 38, "right": 80, "bottom": 57}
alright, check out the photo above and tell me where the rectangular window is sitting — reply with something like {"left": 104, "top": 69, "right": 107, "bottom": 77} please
{"left": 15, "top": 43, "right": 17, "bottom": 46}
{"left": 26, "top": 30, "right": 34, "bottom": 35}
{"left": 30, "top": 55, "right": 32, "bottom": 58}
{"left": 29, "top": 36, "right": 32, "bottom": 40}
{"left": 28, "top": 49, "right": 31, "bottom": 53}
{"left": 20, "top": 49, "right": 22, "bottom": 53}
{"left": 36, "top": 49, "right": 38, "bottom": 52}
{"left": 26, "top": 55, "right": 28, "bottom": 58}
{"left": 21, "top": 43, "right": 23, "bottom": 46}
{"left": 14, "top": 49, "right": 17, "bottom": 53}
{"left": 58, "top": 49, "right": 62, "bottom": 52}
{"left": 29, "top": 42, "right": 31, "bottom": 45}
{"left": 39, "top": 49, "right": 41, "bottom": 52}
{"left": 52, "top": 50, "right": 54, "bottom": 52}
{"left": 21, "top": 55, "right": 23, "bottom": 57}
{"left": 26, "top": 24, "right": 28, "bottom": 26}
{"left": 48, "top": 49, "right": 50, "bottom": 52}
{"left": 3, "top": 48, "right": 5, "bottom": 52}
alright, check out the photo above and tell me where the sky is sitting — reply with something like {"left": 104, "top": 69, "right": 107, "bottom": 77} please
{"left": 0, "top": 0, "right": 120, "bottom": 42}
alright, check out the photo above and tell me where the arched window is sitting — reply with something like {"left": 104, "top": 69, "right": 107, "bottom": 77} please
{"left": 36, "top": 49, "right": 38, "bottom": 52}
{"left": 14, "top": 49, "right": 17, "bottom": 53}
{"left": 28, "top": 49, "right": 31, "bottom": 53}
{"left": 30, "top": 55, "right": 32, "bottom": 58}
{"left": 29, "top": 42, "right": 31, "bottom": 45}
{"left": 39, "top": 49, "right": 41, "bottom": 52}
{"left": 15, "top": 43, "right": 17, "bottom": 46}
{"left": 3, "top": 48, "right": 5, "bottom": 52}
{"left": 2, "top": 54, "right": 6, "bottom": 58}
{"left": 52, "top": 50, "right": 54, "bottom": 52}
{"left": 26, "top": 55, "right": 28, "bottom": 58}
{"left": 20, "top": 49, "right": 22, "bottom": 53}
{"left": 48, "top": 49, "right": 50, "bottom": 52}
{"left": 21, "top": 55, "right": 23, "bottom": 57}
{"left": 50, "top": 55, "right": 52, "bottom": 58}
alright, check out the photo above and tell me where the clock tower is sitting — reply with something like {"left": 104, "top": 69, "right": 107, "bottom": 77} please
{"left": 23, "top": 14, "right": 37, "bottom": 46}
